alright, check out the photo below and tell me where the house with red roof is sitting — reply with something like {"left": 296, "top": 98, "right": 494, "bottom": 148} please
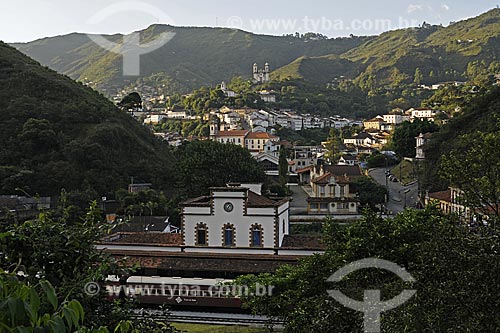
{"left": 210, "top": 124, "right": 281, "bottom": 156}
{"left": 245, "top": 132, "right": 280, "bottom": 155}
{"left": 426, "top": 187, "right": 472, "bottom": 222}
{"left": 212, "top": 130, "right": 249, "bottom": 147}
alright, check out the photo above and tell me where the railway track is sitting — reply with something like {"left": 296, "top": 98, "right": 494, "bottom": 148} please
{"left": 132, "top": 309, "right": 283, "bottom": 326}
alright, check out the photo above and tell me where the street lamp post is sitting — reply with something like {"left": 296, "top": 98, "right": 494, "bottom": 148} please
{"left": 385, "top": 154, "right": 389, "bottom": 192}
{"left": 399, "top": 161, "right": 403, "bottom": 183}
{"left": 403, "top": 189, "right": 411, "bottom": 209}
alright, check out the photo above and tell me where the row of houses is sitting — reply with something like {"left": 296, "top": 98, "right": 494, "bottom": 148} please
{"left": 209, "top": 126, "right": 284, "bottom": 157}
{"left": 425, "top": 187, "right": 499, "bottom": 226}
{"left": 244, "top": 109, "right": 353, "bottom": 132}
{"left": 363, "top": 107, "right": 447, "bottom": 131}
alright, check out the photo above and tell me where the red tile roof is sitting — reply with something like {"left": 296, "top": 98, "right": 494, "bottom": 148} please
{"left": 428, "top": 189, "right": 451, "bottom": 202}
{"left": 323, "top": 165, "right": 363, "bottom": 178}
{"left": 336, "top": 175, "right": 350, "bottom": 184}
{"left": 102, "top": 232, "right": 183, "bottom": 246}
{"left": 180, "top": 196, "right": 210, "bottom": 207}
{"left": 312, "top": 173, "right": 350, "bottom": 185}
{"left": 477, "top": 204, "right": 500, "bottom": 215}
{"left": 281, "top": 235, "right": 325, "bottom": 250}
{"left": 312, "top": 173, "right": 332, "bottom": 184}
{"left": 247, "top": 191, "right": 287, "bottom": 207}
{"left": 103, "top": 249, "right": 300, "bottom": 274}
{"left": 296, "top": 166, "right": 313, "bottom": 174}
{"left": 217, "top": 130, "right": 249, "bottom": 137}
{"left": 365, "top": 118, "right": 385, "bottom": 123}
{"left": 246, "top": 132, "right": 278, "bottom": 139}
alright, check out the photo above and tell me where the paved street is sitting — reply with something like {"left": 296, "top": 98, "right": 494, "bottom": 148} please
{"left": 288, "top": 185, "right": 309, "bottom": 215}
{"left": 369, "top": 168, "right": 419, "bottom": 214}
{"left": 288, "top": 169, "right": 419, "bottom": 217}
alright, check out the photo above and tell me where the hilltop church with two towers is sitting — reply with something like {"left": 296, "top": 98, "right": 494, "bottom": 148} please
{"left": 253, "top": 62, "right": 270, "bottom": 84}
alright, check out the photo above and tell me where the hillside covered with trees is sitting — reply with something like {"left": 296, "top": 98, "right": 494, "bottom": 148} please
{"left": 276, "top": 9, "right": 500, "bottom": 89}
{"left": 11, "top": 27, "right": 370, "bottom": 94}
{"left": 0, "top": 42, "right": 178, "bottom": 197}
{"left": 420, "top": 86, "right": 500, "bottom": 194}
{"left": 0, "top": 42, "right": 264, "bottom": 203}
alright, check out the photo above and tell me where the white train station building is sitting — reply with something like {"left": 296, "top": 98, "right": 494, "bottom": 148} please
{"left": 181, "top": 183, "right": 290, "bottom": 251}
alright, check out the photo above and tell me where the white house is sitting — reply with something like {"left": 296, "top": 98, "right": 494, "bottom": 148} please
{"left": 288, "top": 115, "right": 303, "bottom": 131}
{"left": 254, "top": 153, "right": 280, "bottom": 176}
{"left": 310, "top": 117, "right": 325, "bottom": 129}
{"left": 221, "top": 81, "right": 237, "bottom": 97}
{"left": 292, "top": 147, "right": 320, "bottom": 172}
{"left": 415, "top": 132, "right": 432, "bottom": 159}
{"left": 426, "top": 187, "right": 471, "bottom": 221}
{"left": 210, "top": 126, "right": 281, "bottom": 155}
{"left": 144, "top": 114, "right": 166, "bottom": 124}
{"left": 265, "top": 111, "right": 289, "bottom": 128}
{"left": 329, "top": 117, "right": 351, "bottom": 129}
{"left": 343, "top": 132, "right": 375, "bottom": 146}
{"left": 223, "top": 112, "right": 241, "bottom": 128}
{"left": 248, "top": 112, "right": 269, "bottom": 130}
{"left": 181, "top": 183, "right": 290, "bottom": 250}
{"left": 250, "top": 118, "right": 269, "bottom": 129}
{"left": 302, "top": 115, "right": 312, "bottom": 129}
{"left": 383, "top": 114, "right": 410, "bottom": 125}
{"left": 259, "top": 90, "right": 276, "bottom": 103}
{"left": 338, "top": 155, "right": 358, "bottom": 166}
{"left": 211, "top": 129, "right": 249, "bottom": 147}
{"left": 245, "top": 132, "right": 280, "bottom": 155}
{"left": 252, "top": 125, "right": 267, "bottom": 133}
{"left": 166, "top": 110, "right": 187, "bottom": 119}
{"left": 407, "top": 108, "right": 436, "bottom": 121}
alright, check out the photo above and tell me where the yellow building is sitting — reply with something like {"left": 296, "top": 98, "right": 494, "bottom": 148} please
{"left": 363, "top": 117, "right": 386, "bottom": 131}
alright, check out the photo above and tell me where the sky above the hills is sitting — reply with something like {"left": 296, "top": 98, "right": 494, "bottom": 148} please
{"left": 1, "top": 0, "right": 496, "bottom": 42}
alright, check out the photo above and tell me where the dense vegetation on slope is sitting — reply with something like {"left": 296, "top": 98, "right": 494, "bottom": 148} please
{"left": 0, "top": 42, "right": 175, "bottom": 197}
{"left": 420, "top": 87, "right": 500, "bottom": 192}
{"left": 272, "top": 55, "right": 361, "bottom": 84}
{"left": 275, "top": 9, "right": 500, "bottom": 88}
{"left": 12, "top": 26, "right": 370, "bottom": 93}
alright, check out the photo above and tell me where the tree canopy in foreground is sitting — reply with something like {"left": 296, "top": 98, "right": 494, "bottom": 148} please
{"left": 236, "top": 207, "right": 500, "bottom": 332}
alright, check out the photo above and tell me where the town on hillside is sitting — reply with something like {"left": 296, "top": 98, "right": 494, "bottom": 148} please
{"left": 3, "top": 4, "right": 500, "bottom": 332}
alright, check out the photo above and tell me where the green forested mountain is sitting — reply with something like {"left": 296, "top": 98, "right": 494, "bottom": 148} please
{"left": 272, "top": 54, "right": 361, "bottom": 84}
{"left": 420, "top": 87, "right": 500, "bottom": 193}
{"left": 11, "top": 9, "right": 500, "bottom": 95}
{"left": 11, "top": 26, "right": 370, "bottom": 93}
{"left": 275, "top": 9, "right": 500, "bottom": 87}
{"left": 0, "top": 42, "right": 174, "bottom": 196}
